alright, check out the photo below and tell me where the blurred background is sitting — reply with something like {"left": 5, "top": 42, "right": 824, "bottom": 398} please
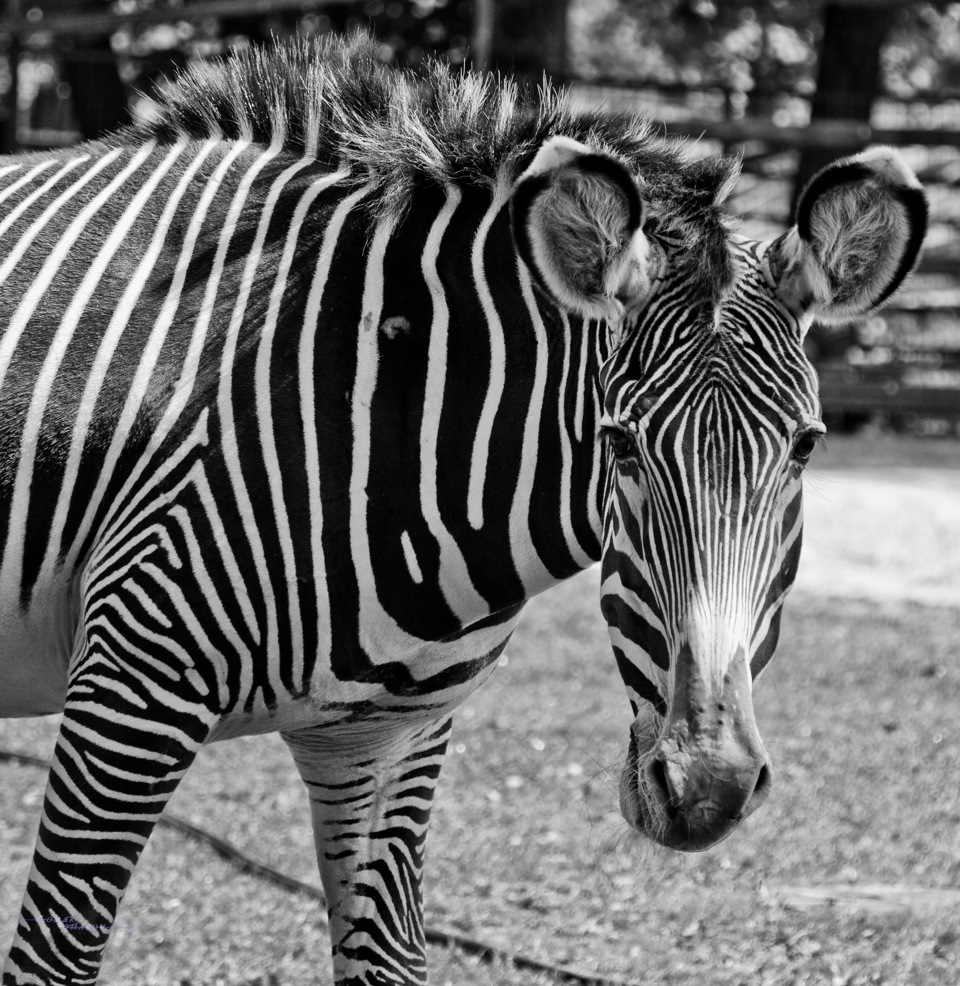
{"left": 0, "top": 0, "right": 958, "bottom": 437}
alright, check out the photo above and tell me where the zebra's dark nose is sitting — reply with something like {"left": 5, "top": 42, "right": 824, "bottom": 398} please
{"left": 644, "top": 745, "right": 772, "bottom": 826}
{"left": 631, "top": 644, "right": 774, "bottom": 850}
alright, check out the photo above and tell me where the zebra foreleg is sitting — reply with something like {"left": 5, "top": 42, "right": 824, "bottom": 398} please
{"left": 2, "top": 647, "right": 217, "bottom": 986}
{"left": 282, "top": 716, "right": 453, "bottom": 986}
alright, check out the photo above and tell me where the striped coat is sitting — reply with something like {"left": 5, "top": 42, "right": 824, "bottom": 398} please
{"left": 1, "top": 36, "right": 926, "bottom": 986}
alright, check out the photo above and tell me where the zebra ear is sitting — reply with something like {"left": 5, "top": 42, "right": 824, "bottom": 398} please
{"left": 768, "top": 147, "right": 927, "bottom": 326}
{"left": 510, "top": 136, "right": 653, "bottom": 319}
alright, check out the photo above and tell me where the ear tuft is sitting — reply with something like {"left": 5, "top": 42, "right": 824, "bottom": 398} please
{"left": 510, "top": 137, "right": 652, "bottom": 319}
{"left": 773, "top": 146, "right": 927, "bottom": 324}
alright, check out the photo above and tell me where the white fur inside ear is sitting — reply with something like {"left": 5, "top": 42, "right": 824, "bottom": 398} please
{"left": 608, "top": 226, "right": 654, "bottom": 302}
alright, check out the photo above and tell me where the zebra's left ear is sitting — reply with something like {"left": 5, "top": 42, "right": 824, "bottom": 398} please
{"left": 510, "top": 136, "right": 653, "bottom": 319}
{"left": 768, "top": 147, "right": 927, "bottom": 326}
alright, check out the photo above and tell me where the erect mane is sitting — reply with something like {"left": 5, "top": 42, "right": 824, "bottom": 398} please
{"left": 136, "top": 33, "right": 739, "bottom": 298}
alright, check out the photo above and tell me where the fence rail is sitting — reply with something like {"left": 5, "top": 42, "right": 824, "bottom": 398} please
{"left": 0, "top": 0, "right": 336, "bottom": 38}
{"left": 664, "top": 116, "right": 960, "bottom": 151}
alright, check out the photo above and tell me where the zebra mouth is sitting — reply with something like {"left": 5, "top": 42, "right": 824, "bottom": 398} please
{"left": 619, "top": 730, "right": 765, "bottom": 852}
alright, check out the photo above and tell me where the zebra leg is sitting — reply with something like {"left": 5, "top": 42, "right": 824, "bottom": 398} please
{"left": 282, "top": 716, "right": 453, "bottom": 986}
{"left": 2, "top": 647, "right": 215, "bottom": 986}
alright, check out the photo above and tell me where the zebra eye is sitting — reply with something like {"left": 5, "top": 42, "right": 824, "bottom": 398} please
{"left": 604, "top": 427, "right": 636, "bottom": 462}
{"left": 792, "top": 429, "right": 823, "bottom": 464}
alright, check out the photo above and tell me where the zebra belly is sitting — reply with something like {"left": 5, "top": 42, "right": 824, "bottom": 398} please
{"left": 206, "top": 612, "right": 522, "bottom": 747}
{"left": 0, "top": 596, "right": 76, "bottom": 717}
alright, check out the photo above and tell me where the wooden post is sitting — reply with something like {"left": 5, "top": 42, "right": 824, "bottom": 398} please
{"left": 472, "top": 0, "right": 495, "bottom": 73}
{"left": 790, "top": 0, "right": 898, "bottom": 213}
{"left": 489, "top": 0, "right": 569, "bottom": 82}
{"left": 46, "top": 0, "right": 129, "bottom": 141}
{"left": 0, "top": 0, "right": 21, "bottom": 155}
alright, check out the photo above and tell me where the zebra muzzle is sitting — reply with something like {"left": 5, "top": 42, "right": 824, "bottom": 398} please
{"left": 621, "top": 648, "right": 773, "bottom": 851}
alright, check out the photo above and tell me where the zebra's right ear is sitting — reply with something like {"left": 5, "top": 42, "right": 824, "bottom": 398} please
{"left": 767, "top": 147, "right": 927, "bottom": 325}
{"left": 510, "top": 136, "right": 653, "bottom": 319}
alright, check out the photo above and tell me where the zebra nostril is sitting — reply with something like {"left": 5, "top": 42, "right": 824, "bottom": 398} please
{"left": 749, "top": 763, "right": 773, "bottom": 808}
{"left": 644, "top": 749, "right": 771, "bottom": 816}
{"left": 645, "top": 756, "right": 675, "bottom": 805}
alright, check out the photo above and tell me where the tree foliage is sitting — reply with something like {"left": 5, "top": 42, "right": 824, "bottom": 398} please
{"left": 570, "top": 0, "right": 960, "bottom": 101}
{"left": 883, "top": 2, "right": 960, "bottom": 97}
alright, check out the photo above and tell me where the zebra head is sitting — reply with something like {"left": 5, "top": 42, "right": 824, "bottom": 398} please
{"left": 514, "top": 139, "right": 926, "bottom": 851}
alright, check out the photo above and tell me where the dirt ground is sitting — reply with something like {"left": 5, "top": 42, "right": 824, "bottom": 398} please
{"left": 796, "top": 434, "right": 960, "bottom": 609}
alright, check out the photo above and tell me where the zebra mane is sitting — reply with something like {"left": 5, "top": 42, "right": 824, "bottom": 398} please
{"left": 135, "top": 33, "right": 739, "bottom": 298}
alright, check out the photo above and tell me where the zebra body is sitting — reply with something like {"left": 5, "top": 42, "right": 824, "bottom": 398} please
{"left": 0, "top": 142, "right": 576, "bottom": 728}
{"left": 1, "top": 37, "right": 926, "bottom": 986}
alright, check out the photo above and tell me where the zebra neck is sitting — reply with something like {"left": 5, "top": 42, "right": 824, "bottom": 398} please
{"left": 326, "top": 182, "right": 606, "bottom": 643}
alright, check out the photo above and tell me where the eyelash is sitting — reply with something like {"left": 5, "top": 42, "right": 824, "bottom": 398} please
{"left": 792, "top": 429, "right": 824, "bottom": 464}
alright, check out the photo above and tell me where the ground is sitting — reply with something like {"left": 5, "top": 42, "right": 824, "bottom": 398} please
{"left": 1, "top": 433, "right": 958, "bottom": 985}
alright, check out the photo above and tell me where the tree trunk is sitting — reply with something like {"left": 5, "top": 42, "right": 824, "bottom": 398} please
{"left": 489, "top": 0, "right": 569, "bottom": 81}
{"left": 0, "top": 0, "right": 22, "bottom": 154}
{"left": 790, "top": 0, "right": 897, "bottom": 214}
{"left": 52, "top": 0, "right": 129, "bottom": 140}
{"left": 472, "top": 0, "right": 496, "bottom": 73}
{"left": 62, "top": 46, "right": 129, "bottom": 140}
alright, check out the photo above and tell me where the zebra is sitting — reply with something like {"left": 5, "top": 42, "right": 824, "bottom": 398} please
{"left": 0, "top": 34, "right": 925, "bottom": 986}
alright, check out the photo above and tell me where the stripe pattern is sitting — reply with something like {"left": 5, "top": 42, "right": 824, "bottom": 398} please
{"left": 0, "top": 34, "right": 916, "bottom": 986}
